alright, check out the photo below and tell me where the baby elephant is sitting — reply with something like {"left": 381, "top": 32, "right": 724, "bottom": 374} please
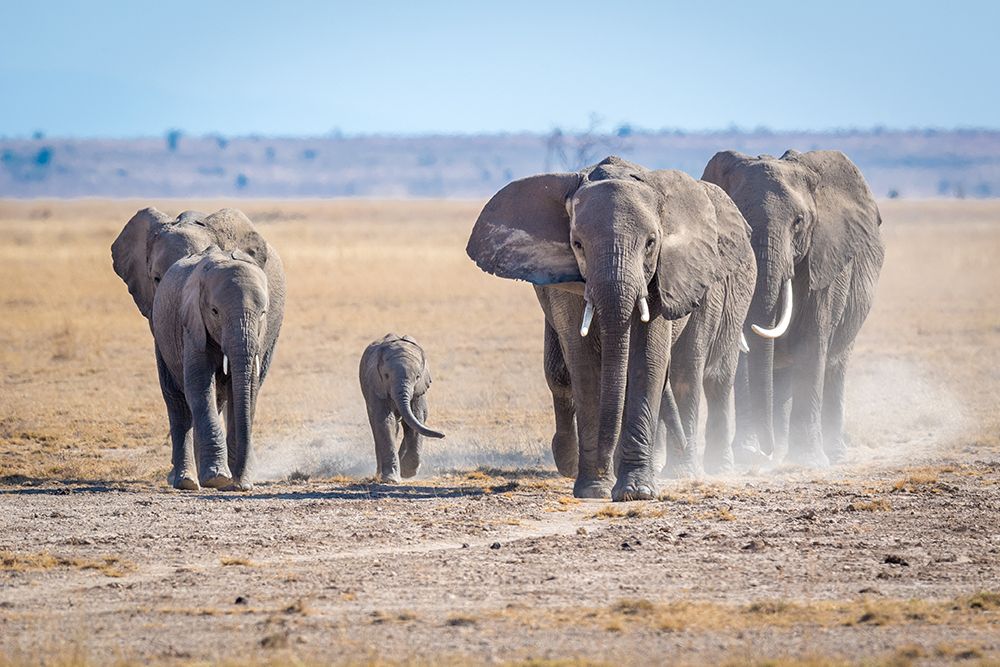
{"left": 359, "top": 334, "right": 445, "bottom": 482}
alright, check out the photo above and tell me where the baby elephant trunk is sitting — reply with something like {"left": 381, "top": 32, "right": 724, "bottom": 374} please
{"left": 391, "top": 383, "right": 445, "bottom": 439}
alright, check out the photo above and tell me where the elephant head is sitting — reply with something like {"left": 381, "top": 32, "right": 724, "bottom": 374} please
{"left": 702, "top": 149, "right": 881, "bottom": 453}
{"left": 182, "top": 248, "right": 270, "bottom": 486}
{"left": 468, "top": 156, "right": 750, "bottom": 473}
{"left": 112, "top": 207, "right": 268, "bottom": 320}
{"left": 375, "top": 335, "right": 444, "bottom": 442}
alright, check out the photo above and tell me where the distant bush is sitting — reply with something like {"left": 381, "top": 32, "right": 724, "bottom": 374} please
{"left": 34, "top": 147, "right": 53, "bottom": 167}
{"left": 235, "top": 173, "right": 248, "bottom": 190}
{"left": 302, "top": 149, "right": 317, "bottom": 160}
{"left": 165, "top": 129, "right": 182, "bottom": 152}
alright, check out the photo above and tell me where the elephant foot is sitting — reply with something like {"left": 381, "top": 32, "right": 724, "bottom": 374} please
{"left": 573, "top": 476, "right": 612, "bottom": 500}
{"left": 612, "top": 467, "right": 658, "bottom": 502}
{"left": 825, "top": 440, "right": 848, "bottom": 464}
{"left": 399, "top": 465, "right": 419, "bottom": 479}
{"left": 378, "top": 472, "right": 402, "bottom": 484}
{"left": 663, "top": 455, "right": 701, "bottom": 480}
{"left": 200, "top": 468, "right": 234, "bottom": 489}
{"left": 167, "top": 467, "right": 200, "bottom": 490}
{"left": 703, "top": 449, "right": 734, "bottom": 476}
{"left": 783, "top": 446, "right": 830, "bottom": 469}
{"left": 399, "top": 451, "right": 420, "bottom": 479}
{"left": 222, "top": 479, "right": 254, "bottom": 492}
{"left": 551, "top": 433, "right": 579, "bottom": 478}
{"left": 733, "top": 443, "right": 772, "bottom": 468}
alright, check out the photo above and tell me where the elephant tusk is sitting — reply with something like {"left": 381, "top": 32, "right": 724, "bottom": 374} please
{"left": 253, "top": 354, "right": 260, "bottom": 379}
{"left": 751, "top": 279, "right": 793, "bottom": 339}
{"left": 222, "top": 355, "right": 228, "bottom": 376}
{"left": 638, "top": 296, "right": 650, "bottom": 323}
{"left": 580, "top": 300, "right": 594, "bottom": 337}
{"left": 739, "top": 331, "right": 750, "bottom": 353}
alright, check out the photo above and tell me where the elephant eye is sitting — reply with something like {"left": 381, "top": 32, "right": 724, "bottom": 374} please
{"left": 153, "top": 276, "right": 160, "bottom": 284}
{"left": 793, "top": 215, "right": 804, "bottom": 229}
{"left": 645, "top": 237, "right": 656, "bottom": 250}
{"left": 572, "top": 240, "right": 583, "bottom": 250}
{"left": 211, "top": 307, "right": 219, "bottom": 315}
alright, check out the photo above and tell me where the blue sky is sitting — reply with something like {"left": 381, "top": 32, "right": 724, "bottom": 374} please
{"left": 1, "top": 1, "right": 996, "bottom": 137}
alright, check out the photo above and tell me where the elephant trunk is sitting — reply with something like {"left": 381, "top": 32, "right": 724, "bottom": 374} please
{"left": 392, "top": 382, "right": 444, "bottom": 440}
{"left": 592, "top": 281, "right": 639, "bottom": 475}
{"left": 226, "top": 317, "right": 261, "bottom": 487}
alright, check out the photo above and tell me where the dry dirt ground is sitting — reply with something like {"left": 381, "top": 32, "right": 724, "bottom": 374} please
{"left": 0, "top": 199, "right": 999, "bottom": 665}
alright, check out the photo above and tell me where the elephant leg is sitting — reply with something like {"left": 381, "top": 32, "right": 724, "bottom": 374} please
{"left": 658, "top": 378, "right": 695, "bottom": 478}
{"left": 399, "top": 394, "right": 426, "bottom": 479}
{"left": 773, "top": 365, "right": 793, "bottom": 458}
{"left": 544, "top": 319, "right": 578, "bottom": 478}
{"left": 612, "top": 314, "right": 671, "bottom": 502}
{"left": 367, "top": 399, "right": 401, "bottom": 483}
{"left": 183, "top": 354, "right": 231, "bottom": 488}
{"left": 822, "top": 348, "right": 852, "bottom": 463}
{"left": 703, "top": 370, "right": 736, "bottom": 475}
{"left": 156, "top": 349, "right": 197, "bottom": 490}
{"left": 669, "top": 351, "right": 705, "bottom": 476}
{"left": 731, "top": 352, "right": 766, "bottom": 464}
{"left": 785, "top": 337, "right": 830, "bottom": 468}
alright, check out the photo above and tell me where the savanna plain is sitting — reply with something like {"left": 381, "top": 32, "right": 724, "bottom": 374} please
{"left": 0, "top": 199, "right": 999, "bottom": 666}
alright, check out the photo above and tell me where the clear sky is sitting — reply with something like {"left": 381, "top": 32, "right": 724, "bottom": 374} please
{"left": 1, "top": 0, "right": 996, "bottom": 138}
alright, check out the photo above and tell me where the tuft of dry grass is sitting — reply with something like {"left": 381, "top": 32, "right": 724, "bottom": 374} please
{"left": 847, "top": 498, "right": 893, "bottom": 512}
{"left": 219, "top": 556, "right": 256, "bottom": 567}
{"left": 0, "top": 550, "right": 135, "bottom": 577}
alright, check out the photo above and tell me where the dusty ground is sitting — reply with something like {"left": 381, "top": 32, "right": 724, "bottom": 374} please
{"left": 1, "top": 199, "right": 999, "bottom": 665}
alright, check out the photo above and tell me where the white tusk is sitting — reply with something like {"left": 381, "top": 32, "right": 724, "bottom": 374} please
{"left": 739, "top": 331, "right": 750, "bottom": 353}
{"left": 254, "top": 354, "right": 260, "bottom": 378}
{"left": 222, "top": 355, "right": 228, "bottom": 376}
{"left": 638, "top": 296, "right": 650, "bottom": 323}
{"left": 580, "top": 301, "right": 594, "bottom": 337}
{"left": 751, "top": 279, "right": 793, "bottom": 339}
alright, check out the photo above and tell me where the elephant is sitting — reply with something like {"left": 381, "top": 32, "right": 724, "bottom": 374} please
{"left": 112, "top": 207, "right": 286, "bottom": 488}
{"left": 467, "top": 156, "right": 754, "bottom": 500}
{"left": 702, "top": 149, "right": 885, "bottom": 467}
{"left": 359, "top": 334, "right": 445, "bottom": 482}
{"left": 151, "top": 247, "right": 271, "bottom": 490}
{"left": 111, "top": 207, "right": 285, "bottom": 384}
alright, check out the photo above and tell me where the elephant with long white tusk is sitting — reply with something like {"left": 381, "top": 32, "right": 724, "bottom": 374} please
{"left": 704, "top": 149, "right": 885, "bottom": 467}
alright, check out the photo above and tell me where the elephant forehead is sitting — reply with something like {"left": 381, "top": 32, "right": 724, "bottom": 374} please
{"left": 573, "top": 180, "right": 656, "bottom": 229}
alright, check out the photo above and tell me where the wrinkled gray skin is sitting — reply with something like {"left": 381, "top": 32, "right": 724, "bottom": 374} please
{"left": 703, "top": 150, "right": 884, "bottom": 466}
{"left": 359, "top": 334, "right": 445, "bottom": 482}
{"left": 111, "top": 207, "right": 285, "bottom": 489}
{"left": 468, "top": 157, "right": 754, "bottom": 501}
{"left": 152, "top": 248, "right": 270, "bottom": 491}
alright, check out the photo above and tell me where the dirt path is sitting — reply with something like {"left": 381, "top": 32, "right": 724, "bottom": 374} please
{"left": 2, "top": 463, "right": 999, "bottom": 665}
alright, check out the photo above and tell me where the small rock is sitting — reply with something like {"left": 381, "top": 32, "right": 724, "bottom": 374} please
{"left": 741, "top": 540, "right": 766, "bottom": 552}
{"left": 621, "top": 541, "right": 635, "bottom": 551}
{"left": 490, "top": 542, "right": 501, "bottom": 550}
{"left": 461, "top": 543, "right": 470, "bottom": 548}
{"left": 858, "top": 587, "right": 882, "bottom": 595}
{"left": 576, "top": 527, "right": 588, "bottom": 536}
{"left": 883, "top": 554, "right": 910, "bottom": 566}
{"left": 234, "top": 596, "right": 248, "bottom": 605}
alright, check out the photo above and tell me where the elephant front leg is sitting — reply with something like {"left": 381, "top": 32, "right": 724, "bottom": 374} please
{"left": 612, "top": 317, "right": 671, "bottom": 502}
{"left": 184, "top": 361, "right": 232, "bottom": 489}
{"left": 367, "top": 400, "right": 401, "bottom": 483}
{"left": 399, "top": 395, "right": 427, "bottom": 479}
{"left": 785, "top": 337, "right": 830, "bottom": 468}
{"left": 156, "top": 349, "right": 198, "bottom": 490}
{"left": 544, "top": 320, "right": 578, "bottom": 478}
{"left": 822, "top": 351, "right": 851, "bottom": 463}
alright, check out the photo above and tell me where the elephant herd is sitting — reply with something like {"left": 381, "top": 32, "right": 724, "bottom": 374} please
{"left": 112, "top": 149, "right": 884, "bottom": 501}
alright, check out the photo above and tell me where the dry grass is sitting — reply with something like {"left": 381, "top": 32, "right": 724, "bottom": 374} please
{"left": 219, "top": 556, "right": 256, "bottom": 567}
{"left": 0, "top": 550, "right": 135, "bottom": 577}
{"left": 0, "top": 199, "right": 998, "bottom": 484}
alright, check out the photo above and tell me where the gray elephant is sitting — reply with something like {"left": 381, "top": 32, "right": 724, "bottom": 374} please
{"left": 151, "top": 247, "right": 270, "bottom": 490}
{"left": 468, "top": 156, "right": 754, "bottom": 501}
{"left": 359, "top": 334, "right": 445, "bottom": 482}
{"left": 111, "top": 207, "right": 285, "bottom": 384}
{"left": 702, "top": 150, "right": 885, "bottom": 466}
{"left": 112, "top": 207, "right": 286, "bottom": 489}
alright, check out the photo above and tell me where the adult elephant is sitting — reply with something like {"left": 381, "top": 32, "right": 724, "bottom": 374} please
{"left": 112, "top": 207, "right": 286, "bottom": 487}
{"left": 468, "top": 157, "right": 753, "bottom": 500}
{"left": 152, "top": 248, "right": 271, "bottom": 490}
{"left": 702, "top": 150, "right": 885, "bottom": 466}
{"left": 113, "top": 207, "right": 285, "bottom": 384}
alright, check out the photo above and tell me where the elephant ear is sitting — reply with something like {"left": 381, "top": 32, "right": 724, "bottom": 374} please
{"left": 203, "top": 208, "right": 270, "bottom": 268}
{"left": 467, "top": 173, "right": 583, "bottom": 284}
{"left": 111, "top": 207, "right": 171, "bottom": 318}
{"left": 794, "top": 151, "right": 882, "bottom": 290}
{"left": 701, "top": 150, "right": 752, "bottom": 193}
{"left": 700, "top": 181, "right": 754, "bottom": 278}
{"left": 644, "top": 170, "right": 722, "bottom": 320}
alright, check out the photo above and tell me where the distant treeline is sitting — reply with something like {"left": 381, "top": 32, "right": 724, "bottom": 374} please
{"left": 2, "top": 129, "right": 999, "bottom": 198}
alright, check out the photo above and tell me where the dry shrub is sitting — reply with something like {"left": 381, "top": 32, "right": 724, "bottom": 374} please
{"left": 0, "top": 550, "right": 135, "bottom": 577}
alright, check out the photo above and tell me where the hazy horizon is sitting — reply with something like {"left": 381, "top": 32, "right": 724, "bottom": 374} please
{"left": 2, "top": 1, "right": 997, "bottom": 138}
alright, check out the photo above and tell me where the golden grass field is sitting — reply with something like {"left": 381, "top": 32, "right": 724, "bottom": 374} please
{"left": 0, "top": 199, "right": 999, "bottom": 665}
